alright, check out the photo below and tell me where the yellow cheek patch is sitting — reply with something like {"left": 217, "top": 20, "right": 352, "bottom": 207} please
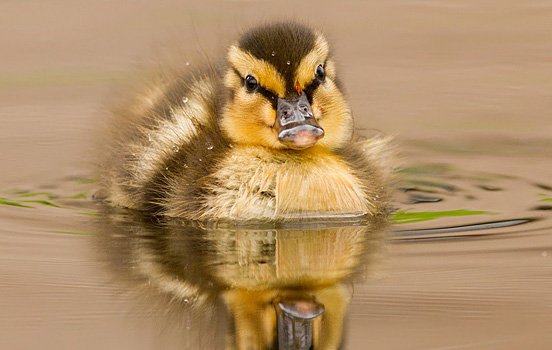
{"left": 221, "top": 89, "right": 281, "bottom": 148}
{"left": 236, "top": 90, "right": 275, "bottom": 127}
{"left": 227, "top": 45, "right": 286, "bottom": 97}
{"left": 311, "top": 80, "right": 353, "bottom": 150}
{"left": 294, "top": 33, "right": 330, "bottom": 89}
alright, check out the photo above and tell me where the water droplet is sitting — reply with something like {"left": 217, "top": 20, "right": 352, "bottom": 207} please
{"left": 183, "top": 164, "right": 189, "bottom": 168}
{"left": 182, "top": 96, "right": 189, "bottom": 103}
{"left": 286, "top": 60, "right": 291, "bottom": 65}
{"left": 185, "top": 61, "right": 190, "bottom": 66}
{"left": 183, "top": 298, "right": 189, "bottom": 304}
{"left": 206, "top": 142, "right": 214, "bottom": 150}
{"left": 198, "top": 158, "right": 202, "bottom": 162}
{"left": 165, "top": 167, "right": 169, "bottom": 171}
{"left": 271, "top": 51, "right": 276, "bottom": 57}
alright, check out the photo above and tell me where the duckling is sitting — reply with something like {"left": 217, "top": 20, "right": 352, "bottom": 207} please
{"left": 101, "top": 21, "right": 393, "bottom": 221}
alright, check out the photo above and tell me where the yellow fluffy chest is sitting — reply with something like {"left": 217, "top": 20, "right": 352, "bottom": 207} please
{"left": 206, "top": 147, "right": 371, "bottom": 220}
{"left": 275, "top": 158, "right": 370, "bottom": 216}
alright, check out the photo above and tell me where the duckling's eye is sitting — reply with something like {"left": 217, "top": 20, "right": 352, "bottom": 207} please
{"left": 315, "top": 64, "right": 325, "bottom": 81}
{"left": 245, "top": 75, "right": 258, "bottom": 92}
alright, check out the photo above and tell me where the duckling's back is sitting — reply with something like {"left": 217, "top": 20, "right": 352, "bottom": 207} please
{"left": 100, "top": 67, "right": 230, "bottom": 216}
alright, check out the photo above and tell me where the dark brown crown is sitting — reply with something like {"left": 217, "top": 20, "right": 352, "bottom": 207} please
{"left": 238, "top": 22, "right": 317, "bottom": 92}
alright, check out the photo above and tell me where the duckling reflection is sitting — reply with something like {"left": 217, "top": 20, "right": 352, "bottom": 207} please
{"left": 96, "top": 211, "right": 385, "bottom": 349}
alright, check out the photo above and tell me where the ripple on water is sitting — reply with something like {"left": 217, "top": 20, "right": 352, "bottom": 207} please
{"left": 1, "top": 163, "right": 551, "bottom": 349}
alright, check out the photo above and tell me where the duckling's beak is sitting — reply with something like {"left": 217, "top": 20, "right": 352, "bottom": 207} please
{"left": 275, "top": 93, "right": 324, "bottom": 150}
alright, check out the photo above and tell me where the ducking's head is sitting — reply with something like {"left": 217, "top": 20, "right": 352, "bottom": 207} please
{"left": 222, "top": 22, "right": 353, "bottom": 151}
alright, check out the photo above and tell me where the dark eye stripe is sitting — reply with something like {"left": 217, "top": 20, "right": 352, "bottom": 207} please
{"left": 232, "top": 68, "right": 278, "bottom": 109}
{"left": 302, "top": 60, "right": 328, "bottom": 104}
{"left": 303, "top": 78, "right": 320, "bottom": 104}
{"left": 257, "top": 85, "right": 278, "bottom": 108}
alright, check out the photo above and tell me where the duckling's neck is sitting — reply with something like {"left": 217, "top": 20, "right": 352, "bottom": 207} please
{"left": 270, "top": 144, "right": 336, "bottom": 160}
{"left": 202, "top": 145, "right": 373, "bottom": 220}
